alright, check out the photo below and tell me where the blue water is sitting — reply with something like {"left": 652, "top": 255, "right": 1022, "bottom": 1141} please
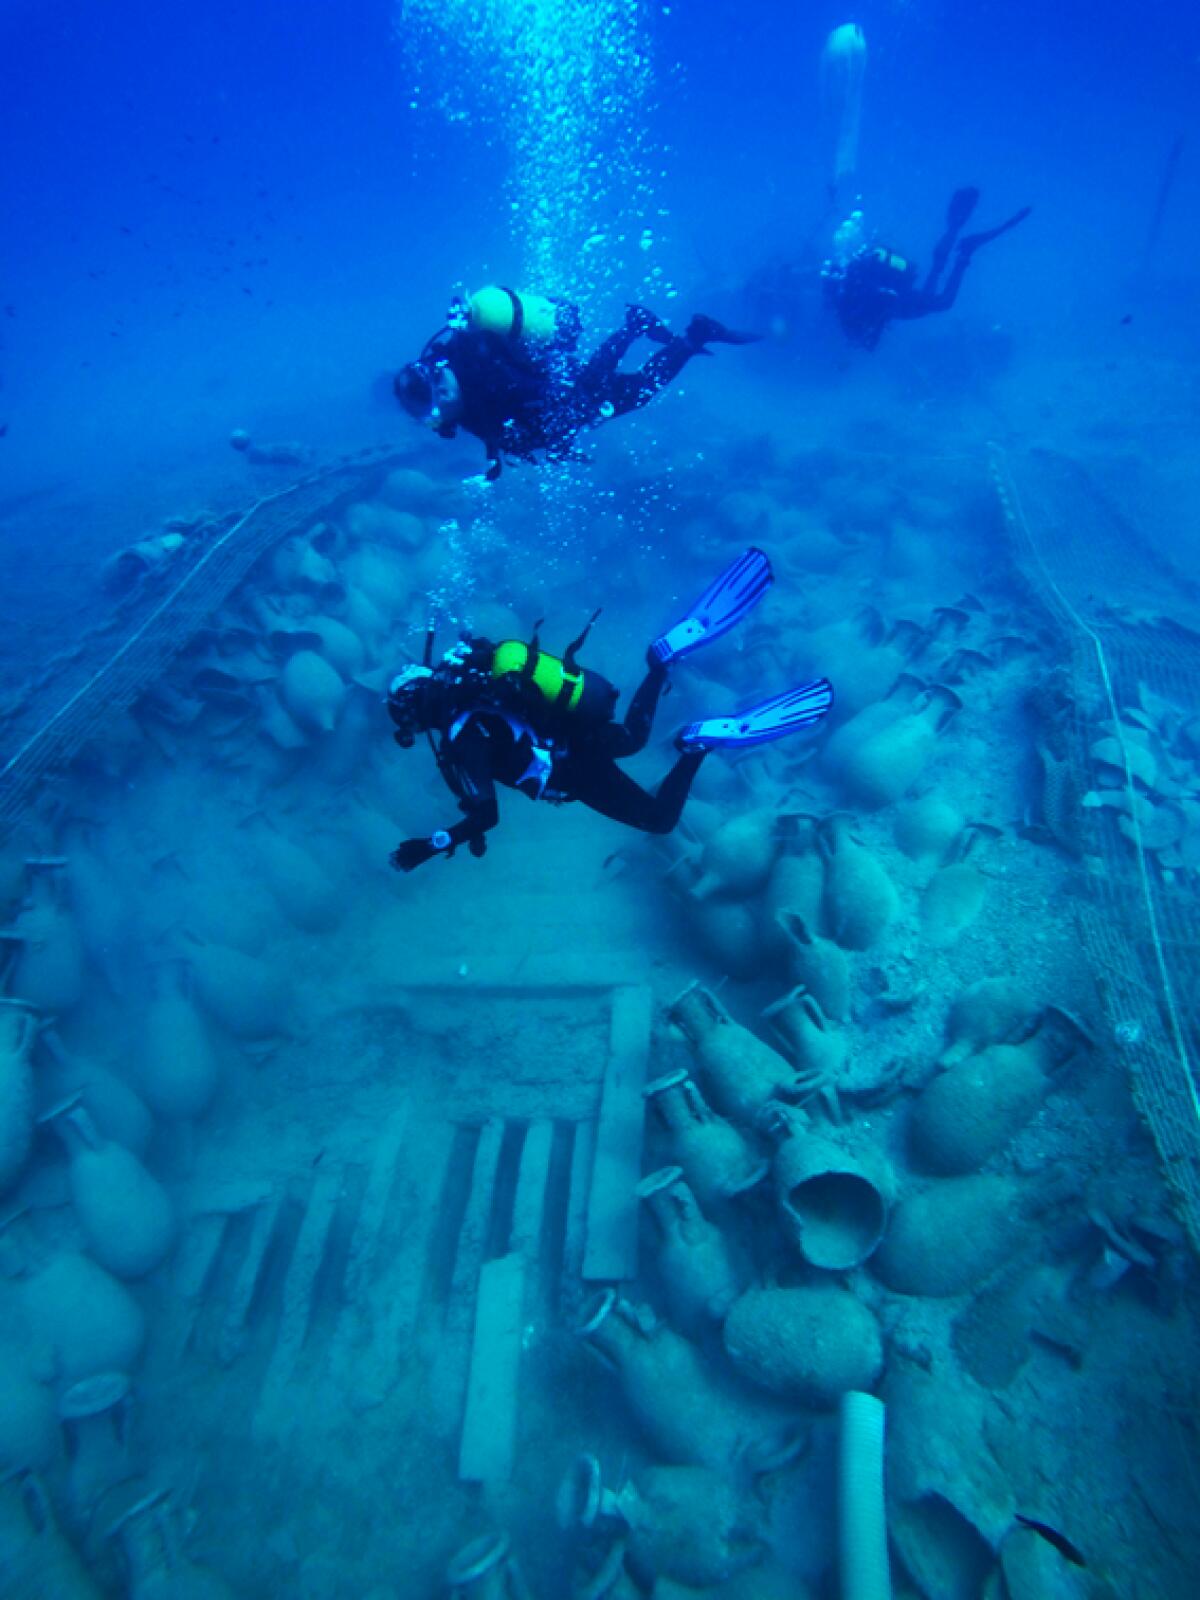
{"left": 2, "top": 1, "right": 1200, "bottom": 1595}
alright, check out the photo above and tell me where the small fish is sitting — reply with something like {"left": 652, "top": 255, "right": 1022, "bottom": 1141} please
{"left": 0, "top": 424, "right": 8, "bottom": 438}
{"left": 119, "top": 225, "right": 132, "bottom": 235}
{"left": 1120, "top": 313, "right": 1133, "bottom": 325}
{"left": 1014, "top": 1514, "right": 1087, "bottom": 1567}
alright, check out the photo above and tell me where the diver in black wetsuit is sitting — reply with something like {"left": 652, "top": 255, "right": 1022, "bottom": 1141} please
{"left": 394, "top": 288, "right": 759, "bottom": 481}
{"left": 386, "top": 640, "right": 701, "bottom": 872}
{"left": 823, "top": 188, "right": 1031, "bottom": 351}
{"left": 384, "top": 549, "right": 833, "bottom": 873}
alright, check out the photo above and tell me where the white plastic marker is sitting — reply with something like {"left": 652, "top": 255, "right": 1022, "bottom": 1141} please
{"left": 839, "top": 1390, "right": 892, "bottom": 1600}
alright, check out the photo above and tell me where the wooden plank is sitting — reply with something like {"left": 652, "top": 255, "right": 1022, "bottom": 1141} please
{"left": 446, "top": 1121, "right": 506, "bottom": 1328}
{"left": 254, "top": 1165, "right": 343, "bottom": 1425}
{"left": 562, "top": 1120, "right": 596, "bottom": 1304}
{"left": 431, "top": 1120, "right": 505, "bottom": 1429}
{"left": 457, "top": 1252, "right": 526, "bottom": 1483}
{"left": 173, "top": 1211, "right": 227, "bottom": 1303}
{"left": 217, "top": 1193, "right": 282, "bottom": 1366}
{"left": 582, "top": 986, "right": 652, "bottom": 1282}
{"left": 510, "top": 1118, "right": 554, "bottom": 1259}
{"left": 363, "top": 1118, "right": 456, "bottom": 1358}
{"left": 170, "top": 1211, "right": 228, "bottom": 1359}
{"left": 340, "top": 1104, "right": 410, "bottom": 1306}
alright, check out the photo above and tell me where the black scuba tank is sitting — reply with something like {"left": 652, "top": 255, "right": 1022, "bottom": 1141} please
{"left": 489, "top": 636, "right": 618, "bottom": 725}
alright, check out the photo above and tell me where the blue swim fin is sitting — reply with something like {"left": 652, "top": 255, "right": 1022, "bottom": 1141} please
{"left": 679, "top": 678, "right": 834, "bottom": 751}
{"left": 650, "top": 547, "right": 773, "bottom": 667}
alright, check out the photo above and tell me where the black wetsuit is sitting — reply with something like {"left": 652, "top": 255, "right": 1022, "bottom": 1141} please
{"left": 393, "top": 662, "right": 705, "bottom": 871}
{"left": 829, "top": 197, "right": 1031, "bottom": 351}
{"left": 431, "top": 320, "right": 698, "bottom": 480}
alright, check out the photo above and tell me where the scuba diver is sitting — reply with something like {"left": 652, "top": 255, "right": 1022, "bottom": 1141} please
{"left": 394, "top": 286, "right": 761, "bottom": 481}
{"left": 821, "top": 188, "right": 1032, "bottom": 351}
{"left": 384, "top": 548, "right": 833, "bottom": 872}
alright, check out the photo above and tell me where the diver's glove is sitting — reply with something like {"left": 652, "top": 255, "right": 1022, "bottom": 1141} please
{"left": 390, "top": 831, "right": 454, "bottom": 873}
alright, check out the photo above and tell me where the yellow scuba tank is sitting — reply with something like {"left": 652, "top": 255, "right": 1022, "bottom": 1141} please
{"left": 491, "top": 637, "right": 617, "bottom": 723}
{"left": 464, "top": 286, "right": 579, "bottom": 348}
{"left": 867, "top": 246, "right": 912, "bottom": 280}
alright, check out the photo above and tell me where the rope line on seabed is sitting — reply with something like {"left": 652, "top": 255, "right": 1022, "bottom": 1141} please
{"left": 0, "top": 482, "right": 299, "bottom": 785}
{"left": 0, "top": 452, "right": 397, "bottom": 790}
{"left": 988, "top": 442, "right": 1200, "bottom": 1127}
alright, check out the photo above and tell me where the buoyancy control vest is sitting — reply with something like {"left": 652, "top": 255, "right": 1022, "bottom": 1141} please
{"left": 489, "top": 637, "right": 618, "bottom": 726}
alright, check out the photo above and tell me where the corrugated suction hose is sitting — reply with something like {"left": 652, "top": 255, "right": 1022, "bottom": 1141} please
{"left": 839, "top": 1389, "right": 892, "bottom": 1600}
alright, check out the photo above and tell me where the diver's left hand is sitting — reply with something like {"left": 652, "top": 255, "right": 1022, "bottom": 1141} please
{"left": 390, "top": 837, "right": 440, "bottom": 873}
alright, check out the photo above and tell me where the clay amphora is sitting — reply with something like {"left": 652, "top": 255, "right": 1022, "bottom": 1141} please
{"left": 313, "top": 682, "right": 376, "bottom": 786}
{"left": 48, "top": 1105, "right": 175, "bottom": 1280}
{"left": 66, "top": 843, "right": 131, "bottom": 996}
{"left": 108, "top": 1486, "right": 237, "bottom": 1598}
{"left": 40, "top": 1032, "right": 155, "bottom": 1156}
{"left": 0, "top": 1346, "right": 57, "bottom": 1474}
{"left": 343, "top": 585, "right": 387, "bottom": 652}
{"left": 637, "top": 1166, "right": 745, "bottom": 1333}
{"left": 279, "top": 648, "right": 344, "bottom": 734}
{"left": 873, "top": 1173, "right": 1051, "bottom": 1297}
{"left": 894, "top": 793, "right": 963, "bottom": 865}
{"left": 139, "top": 963, "right": 219, "bottom": 1121}
{"left": 760, "top": 829, "right": 826, "bottom": 962}
{"left": 302, "top": 613, "right": 365, "bottom": 678}
{"left": 911, "top": 1037, "right": 1050, "bottom": 1175}
{"left": 344, "top": 543, "right": 409, "bottom": 611}
{"left": 0, "top": 999, "right": 38, "bottom": 1193}
{"left": 691, "top": 898, "right": 764, "bottom": 981}
{"left": 573, "top": 1540, "right": 644, "bottom": 1600}
{"left": 776, "top": 912, "right": 850, "bottom": 1021}
{"left": 940, "top": 979, "right": 1040, "bottom": 1066}
{"left": 759, "top": 1105, "right": 890, "bottom": 1270}
{"left": 643, "top": 1070, "right": 768, "bottom": 1211}
{"left": 669, "top": 983, "right": 796, "bottom": 1125}
{"left": 251, "top": 824, "right": 341, "bottom": 933}
{"left": 817, "top": 817, "right": 898, "bottom": 951}
{"left": 187, "top": 940, "right": 289, "bottom": 1040}
{"left": 445, "top": 1532, "right": 533, "bottom": 1599}
{"left": 17, "top": 1249, "right": 146, "bottom": 1382}
{"left": 688, "top": 810, "right": 780, "bottom": 901}
{"left": 560, "top": 1453, "right": 765, "bottom": 1589}
{"left": 821, "top": 686, "right": 913, "bottom": 781}
{"left": 273, "top": 532, "right": 338, "bottom": 594}
{"left": 761, "top": 988, "right": 847, "bottom": 1082}
{"left": 576, "top": 1291, "right": 748, "bottom": 1467}
{"left": 617, "top": 1464, "right": 765, "bottom": 1588}
{"left": 0, "top": 1474, "right": 106, "bottom": 1598}
{"left": 4, "top": 864, "right": 86, "bottom": 1013}
{"left": 834, "top": 683, "right": 961, "bottom": 809}
{"left": 59, "top": 1371, "right": 136, "bottom": 1541}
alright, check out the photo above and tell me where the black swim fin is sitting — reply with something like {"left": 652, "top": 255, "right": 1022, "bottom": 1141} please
{"left": 626, "top": 303, "right": 674, "bottom": 344}
{"left": 686, "top": 313, "right": 764, "bottom": 348}
{"left": 959, "top": 205, "right": 1032, "bottom": 259}
{"left": 946, "top": 186, "right": 981, "bottom": 233}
